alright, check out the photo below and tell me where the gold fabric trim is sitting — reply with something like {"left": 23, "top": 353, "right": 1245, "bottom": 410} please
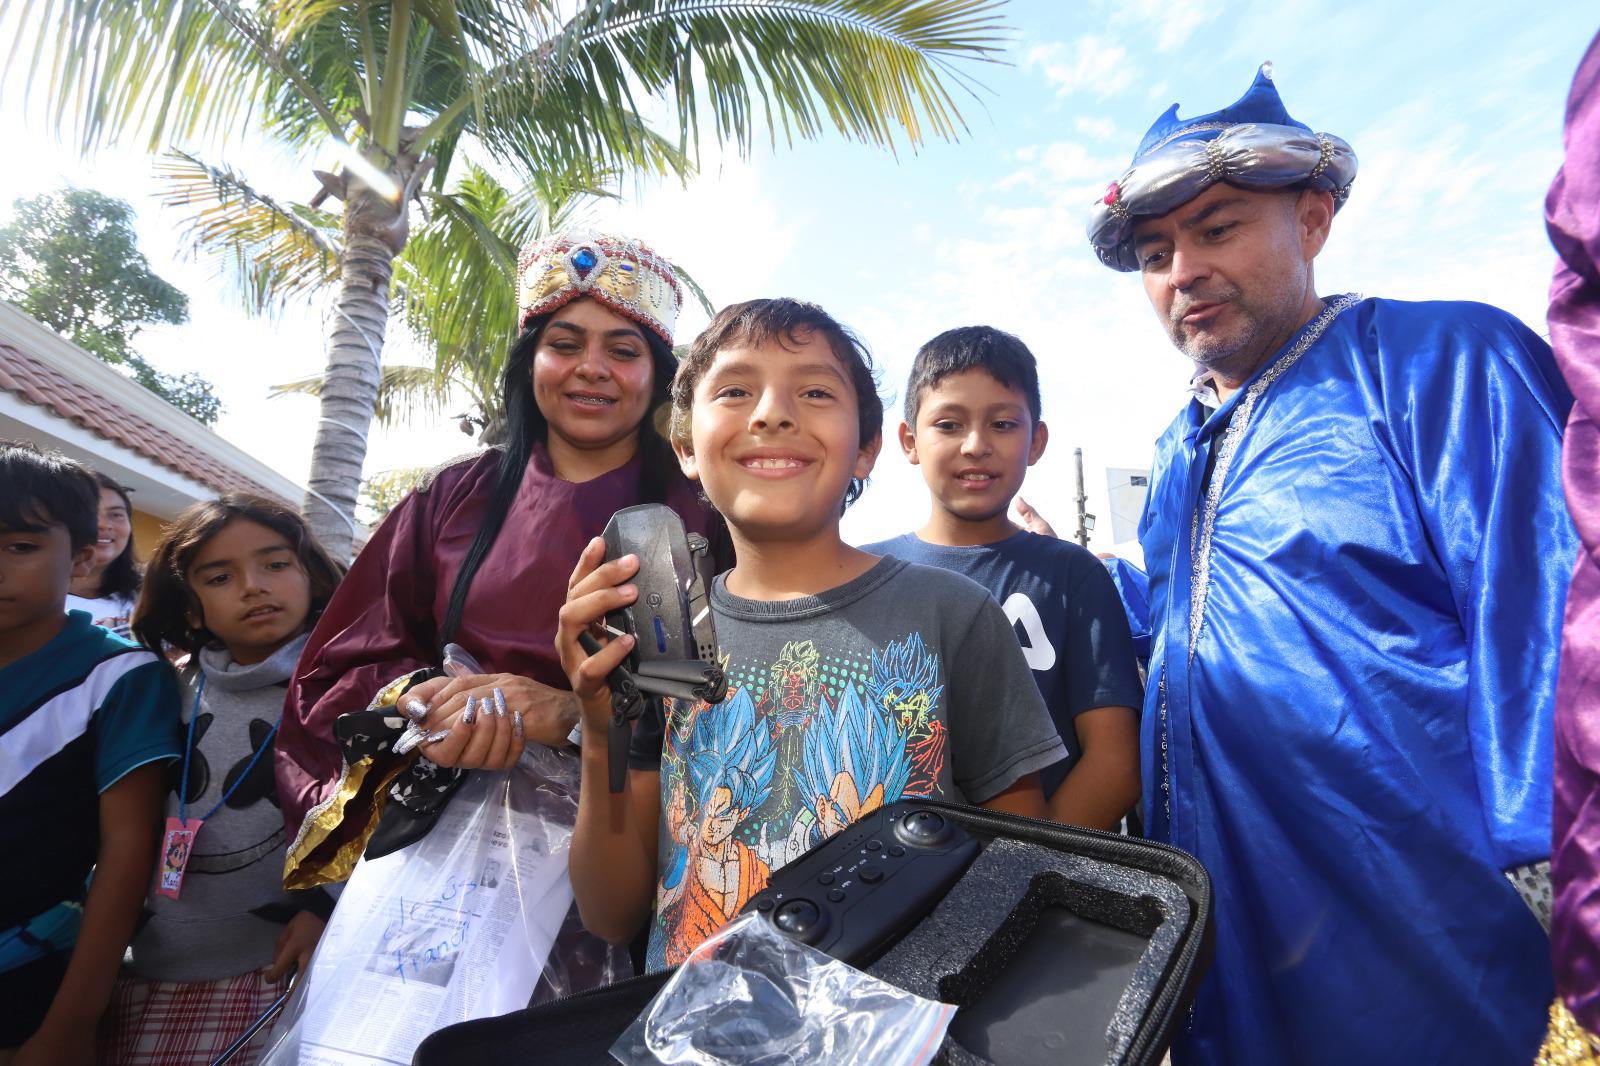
{"left": 282, "top": 671, "right": 417, "bottom": 889}
{"left": 1539, "top": 999, "right": 1600, "bottom": 1065}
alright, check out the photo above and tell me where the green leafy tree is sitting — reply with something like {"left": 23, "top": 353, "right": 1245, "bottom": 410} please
{"left": 9, "top": 0, "right": 1007, "bottom": 559}
{"left": 0, "top": 188, "right": 222, "bottom": 423}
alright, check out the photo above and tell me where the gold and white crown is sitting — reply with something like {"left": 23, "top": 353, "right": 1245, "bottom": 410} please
{"left": 516, "top": 232, "right": 682, "bottom": 344}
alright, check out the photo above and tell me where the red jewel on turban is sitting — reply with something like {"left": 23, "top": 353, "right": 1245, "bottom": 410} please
{"left": 1103, "top": 182, "right": 1120, "bottom": 205}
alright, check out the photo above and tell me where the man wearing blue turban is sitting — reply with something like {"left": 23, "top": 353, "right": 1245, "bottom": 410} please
{"left": 1089, "top": 65, "right": 1573, "bottom": 1063}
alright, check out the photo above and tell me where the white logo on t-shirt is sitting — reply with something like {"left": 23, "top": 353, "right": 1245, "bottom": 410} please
{"left": 1002, "top": 592, "right": 1056, "bottom": 672}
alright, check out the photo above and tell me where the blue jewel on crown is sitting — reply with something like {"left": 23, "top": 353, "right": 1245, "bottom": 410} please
{"left": 564, "top": 243, "right": 610, "bottom": 288}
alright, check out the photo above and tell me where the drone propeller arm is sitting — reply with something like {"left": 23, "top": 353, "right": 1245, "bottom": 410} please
{"left": 634, "top": 658, "right": 721, "bottom": 685}
{"left": 633, "top": 659, "right": 728, "bottom": 703}
{"left": 632, "top": 675, "right": 704, "bottom": 703}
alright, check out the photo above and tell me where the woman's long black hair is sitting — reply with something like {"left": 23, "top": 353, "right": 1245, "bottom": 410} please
{"left": 92, "top": 471, "right": 142, "bottom": 601}
{"left": 438, "top": 310, "right": 680, "bottom": 646}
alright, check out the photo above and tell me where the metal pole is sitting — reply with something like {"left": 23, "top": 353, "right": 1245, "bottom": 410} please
{"left": 1074, "top": 448, "right": 1089, "bottom": 547}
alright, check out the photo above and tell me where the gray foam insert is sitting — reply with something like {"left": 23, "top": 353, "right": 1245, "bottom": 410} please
{"left": 867, "top": 838, "right": 1190, "bottom": 1065}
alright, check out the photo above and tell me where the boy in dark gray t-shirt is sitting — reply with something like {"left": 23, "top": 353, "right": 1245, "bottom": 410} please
{"left": 629, "top": 556, "right": 1061, "bottom": 968}
{"left": 560, "top": 299, "right": 1065, "bottom": 967}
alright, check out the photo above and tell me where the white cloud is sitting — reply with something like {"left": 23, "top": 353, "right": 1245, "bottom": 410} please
{"left": 1314, "top": 94, "right": 1562, "bottom": 334}
{"left": 1075, "top": 117, "right": 1117, "bottom": 140}
{"left": 1038, "top": 141, "right": 1120, "bottom": 184}
{"left": 991, "top": 139, "right": 1122, "bottom": 198}
{"left": 848, "top": 27, "right": 1575, "bottom": 552}
{"left": 588, "top": 149, "right": 800, "bottom": 339}
{"left": 1023, "top": 36, "right": 1133, "bottom": 100}
{"left": 1114, "top": 0, "right": 1220, "bottom": 53}
{"left": 834, "top": 138, "right": 1189, "bottom": 553}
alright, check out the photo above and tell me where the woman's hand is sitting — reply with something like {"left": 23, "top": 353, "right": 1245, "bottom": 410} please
{"left": 556, "top": 537, "right": 641, "bottom": 736}
{"left": 262, "top": 910, "right": 326, "bottom": 983}
{"left": 401, "top": 671, "right": 579, "bottom": 769}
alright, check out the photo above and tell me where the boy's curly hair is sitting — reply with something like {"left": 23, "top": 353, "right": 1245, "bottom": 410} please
{"left": 670, "top": 298, "right": 883, "bottom": 508}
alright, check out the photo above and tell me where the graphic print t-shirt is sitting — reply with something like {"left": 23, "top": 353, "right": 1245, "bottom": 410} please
{"left": 863, "top": 531, "right": 1144, "bottom": 795}
{"left": 629, "top": 557, "right": 1065, "bottom": 969}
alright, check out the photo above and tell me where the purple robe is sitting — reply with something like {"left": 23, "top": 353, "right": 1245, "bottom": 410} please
{"left": 276, "top": 445, "right": 715, "bottom": 841}
{"left": 1550, "top": 29, "right": 1600, "bottom": 1034}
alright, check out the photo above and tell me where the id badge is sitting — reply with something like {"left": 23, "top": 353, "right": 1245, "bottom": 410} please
{"left": 157, "top": 816, "right": 203, "bottom": 899}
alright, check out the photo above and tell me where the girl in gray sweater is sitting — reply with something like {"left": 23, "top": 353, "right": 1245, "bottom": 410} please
{"left": 103, "top": 495, "right": 343, "bottom": 1066}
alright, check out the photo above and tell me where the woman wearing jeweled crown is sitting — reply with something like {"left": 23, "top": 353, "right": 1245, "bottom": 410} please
{"left": 273, "top": 232, "right": 721, "bottom": 994}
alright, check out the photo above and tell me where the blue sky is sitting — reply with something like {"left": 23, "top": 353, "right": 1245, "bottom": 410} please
{"left": 0, "top": 1, "right": 1594, "bottom": 554}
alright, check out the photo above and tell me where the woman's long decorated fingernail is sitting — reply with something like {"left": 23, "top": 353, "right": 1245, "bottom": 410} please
{"left": 512, "top": 709, "right": 524, "bottom": 739}
{"left": 403, "top": 697, "right": 428, "bottom": 720}
{"left": 462, "top": 695, "right": 477, "bottom": 725}
{"left": 493, "top": 688, "right": 508, "bottom": 719}
{"left": 425, "top": 728, "right": 453, "bottom": 745}
{"left": 393, "top": 726, "right": 426, "bottom": 755}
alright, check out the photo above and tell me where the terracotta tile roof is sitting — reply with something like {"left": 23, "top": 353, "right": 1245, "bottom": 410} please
{"left": 0, "top": 339, "right": 293, "bottom": 505}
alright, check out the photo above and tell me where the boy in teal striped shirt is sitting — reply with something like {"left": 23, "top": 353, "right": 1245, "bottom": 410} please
{"left": 0, "top": 441, "right": 179, "bottom": 1064}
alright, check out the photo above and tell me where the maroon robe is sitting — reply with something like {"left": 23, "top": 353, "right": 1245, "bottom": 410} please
{"left": 1550, "top": 29, "right": 1600, "bottom": 1041}
{"left": 275, "top": 444, "right": 714, "bottom": 845}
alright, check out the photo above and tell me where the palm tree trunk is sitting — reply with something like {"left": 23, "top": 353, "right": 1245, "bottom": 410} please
{"left": 303, "top": 177, "right": 405, "bottom": 561}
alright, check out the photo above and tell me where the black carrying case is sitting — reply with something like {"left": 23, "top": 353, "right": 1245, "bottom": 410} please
{"left": 414, "top": 800, "right": 1212, "bottom": 1066}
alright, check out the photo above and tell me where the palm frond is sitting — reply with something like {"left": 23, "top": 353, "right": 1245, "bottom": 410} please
{"left": 4, "top": 0, "right": 269, "bottom": 151}
{"left": 156, "top": 149, "right": 341, "bottom": 314}
{"left": 419, "top": 63, "right": 695, "bottom": 182}
{"left": 394, "top": 161, "right": 606, "bottom": 393}
{"left": 397, "top": 170, "right": 521, "bottom": 377}
{"left": 409, "top": 0, "right": 466, "bottom": 50}
{"left": 269, "top": 0, "right": 393, "bottom": 125}
{"left": 275, "top": 0, "right": 352, "bottom": 41}
{"left": 259, "top": 1, "right": 373, "bottom": 144}
{"left": 271, "top": 362, "right": 455, "bottom": 422}
{"left": 438, "top": 0, "right": 1007, "bottom": 170}
{"left": 672, "top": 260, "right": 715, "bottom": 317}
{"left": 361, "top": 462, "right": 443, "bottom": 520}
{"left": 3, "top": 0, "right": 355, "bottom": 152}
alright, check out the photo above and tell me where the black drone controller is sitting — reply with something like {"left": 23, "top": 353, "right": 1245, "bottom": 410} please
{"left": 740, "top": 801, "right": 981, "bottom": 966}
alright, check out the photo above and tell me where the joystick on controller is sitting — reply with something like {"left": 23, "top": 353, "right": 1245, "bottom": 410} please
{"left": 741, "top": 801, "right": 980, "bottom": 965}
{"left": 895, "top": 809, "right": 955, "bottom": 847}
{"left": 772, "top": 899, "right": 827, "bottom": 941}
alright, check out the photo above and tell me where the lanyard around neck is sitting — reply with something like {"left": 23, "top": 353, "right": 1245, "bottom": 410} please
{"left": 178, "top": 672, "right": 280, "bottom": 825}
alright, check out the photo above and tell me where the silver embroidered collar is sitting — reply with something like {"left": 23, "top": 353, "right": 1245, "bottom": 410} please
{"left": 1185, "top": 294, "right": 1363, "bottom": 660}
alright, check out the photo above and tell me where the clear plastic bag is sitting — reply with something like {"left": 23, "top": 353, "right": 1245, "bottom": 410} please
{"left": 612, "top": 913, "right": 955, "bottom": 1066}
{"left": 257, "top": 744, "right": 627, "bottom": 1065}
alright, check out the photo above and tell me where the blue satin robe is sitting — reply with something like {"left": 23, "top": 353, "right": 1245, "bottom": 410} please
{"left": 1139, "top": 296, "right": 1573, "bottom": 1065}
